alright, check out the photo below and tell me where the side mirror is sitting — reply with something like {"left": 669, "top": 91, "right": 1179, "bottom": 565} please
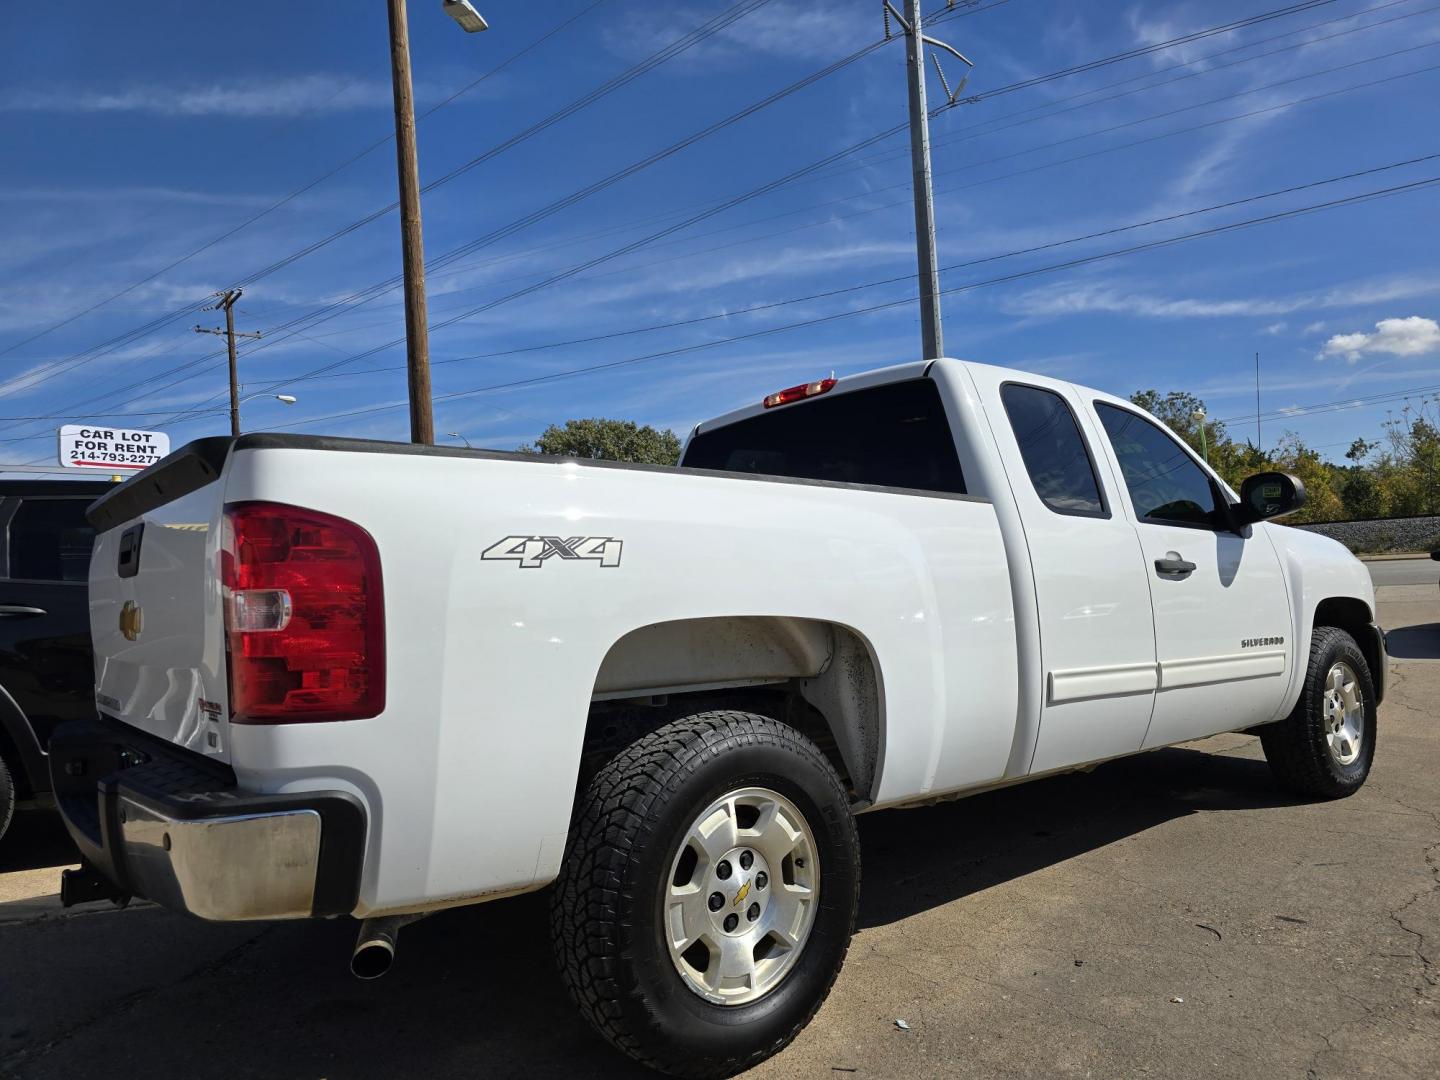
{"left": 1430, "top": 550, "right": 1440, "bottom": 562}
{"left": 1234, "top": 472, "right": 1306, "bottom": 525}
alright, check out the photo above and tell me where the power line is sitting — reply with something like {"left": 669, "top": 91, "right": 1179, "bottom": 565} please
{"left": 87, "top": 50, "right": 1440, "bottom": 440}
{"left": 0, "top": 1, "right": 610, "bottom": 366}
{"left": 205, "top": 49, "right": 1440, "bottom": 414}
{"left": 0, "top": 0, "right": 1312, "bottom": 404}
{"left": 228, "top": 172, "right": 1440, "bottom": 434}
{"left": 6, "top": 0, "right": 1388, "bottom": 436}
{"left": 97, "top": 45, "right": 1440, "bottom": 436}
{"left": 412, "top": 0, "right": 1436, "bottom": 299}
{"left": 820, "top": 0, "right": 1437, "bottom": 181}
{"left": 7, "top": 150, "right": 1433, "bottom": 425}
{"left": 2, "top": 0, "right": 990, "bottom": 437}
{"left": 274, "top": 151, "right": 1440, "bottom": 384}
{"left": 0, "top": 0, "right": 773, "bottom": 406}
{"left": 47, "top": 0, "right": 1017, "bottom": 431}
{"left": 1221, "top": 382, "right": 1440, "bottom": 426}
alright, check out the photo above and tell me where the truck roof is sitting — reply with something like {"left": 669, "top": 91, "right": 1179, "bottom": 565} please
{"left": 690, "top": 358, "right": 935, "bottom": 439}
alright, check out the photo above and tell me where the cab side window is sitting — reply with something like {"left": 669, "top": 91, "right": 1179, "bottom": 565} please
{"left": 7, "top": 499, "right": 96, "bottom": 582}
{"left": 1001, "top": 384, "right": 1106, "bottom": 516}
{"left": 1095, "top": 403, "right": 1222, "bottom": 529}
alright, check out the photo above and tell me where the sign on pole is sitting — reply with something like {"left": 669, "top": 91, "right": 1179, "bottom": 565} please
{"left": 57, "top": 425, "right": 170, "bottom": 472}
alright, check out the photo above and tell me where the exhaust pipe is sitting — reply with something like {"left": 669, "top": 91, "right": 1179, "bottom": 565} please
{"left": 350, "top": 914, "right": 424, "bottom": 980}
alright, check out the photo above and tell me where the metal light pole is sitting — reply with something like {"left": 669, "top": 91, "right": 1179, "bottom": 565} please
{"left": 386, "top": 1, "right": 487, "bottom": 445}
{"left": 884, "top": 1, "right": 973, "bottom": 362}
{"left": 903, "top": 0, "right": 941, "bottom": 361}
{"left": 1254, "top": 350, "right": 1262, "bottom": 451}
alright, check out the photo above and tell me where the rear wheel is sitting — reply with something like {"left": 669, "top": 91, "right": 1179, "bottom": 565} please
{"left": 0, "top": 749, "right": 14, "bottom": 845}
{"left": 552, "top": 710, "right": 859, "bottom": 1078}
{"left": 1261, "top": 626, "right": 1376, "bottom": 798}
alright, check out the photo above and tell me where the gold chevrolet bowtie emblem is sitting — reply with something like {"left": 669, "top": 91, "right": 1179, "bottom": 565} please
{"left": 732, "top": 879, "right": 752, "bottom": 907}
{"left": 119, "top": 601, "right": 143, "bottom": 642}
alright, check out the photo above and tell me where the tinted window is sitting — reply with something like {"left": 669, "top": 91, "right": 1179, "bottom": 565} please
{"left": 683, "top": 379, "right": 965, "bottom": 494}
{"left": 1001, "top": 384, "right": 1104, "bottom": 516}
{"left": 1095, "top": 404, "right": 1220, "bottom": 528}
{"left": 9, "top": 498, "right": 96, "bottom": 582}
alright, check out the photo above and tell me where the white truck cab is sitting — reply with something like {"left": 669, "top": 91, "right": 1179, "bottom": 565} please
{"left": 52, "top": 358, "right": 1383, "bottom": 1077}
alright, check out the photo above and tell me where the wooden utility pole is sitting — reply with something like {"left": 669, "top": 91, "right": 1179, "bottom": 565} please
{"left": 194, "top": 289, "right": 260, "bottom": 437}
{"left": 387, "top": 0, "right": 435, "bottom": 445}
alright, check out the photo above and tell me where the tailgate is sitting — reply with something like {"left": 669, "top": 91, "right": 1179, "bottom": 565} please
{"left": 87, "top": 438, "right": 232, "bottom": 760}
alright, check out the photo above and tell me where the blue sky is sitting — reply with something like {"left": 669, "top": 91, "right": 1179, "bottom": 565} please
{"left": 1, "top": 0, "right": 1438, "bottom": 470}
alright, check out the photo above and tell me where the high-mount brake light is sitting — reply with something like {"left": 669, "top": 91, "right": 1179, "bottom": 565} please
{"left": 221, "top": 502, "right": 385, "bottom": 724}
{"left": 763, "top": 376, "right": 836, "bottom": 409}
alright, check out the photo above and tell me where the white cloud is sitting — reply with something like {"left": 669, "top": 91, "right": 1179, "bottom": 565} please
{"left": 1005, "top": 276, "right": 1440, "bottom": 321}
{"left": 601, "top": 2, "right": 861, "bottom": 65}
{"left": 1302, "top": 320, "right": 1327, "bottom": 335}
{"left": 1319, "top": 316, "right": 1440, "bottom": 363}
{"left": 1262, "top": 321, "right": 1287, "bottom": 335}
{"left": 0, "top": 74, "right": 482, "bottom": 118}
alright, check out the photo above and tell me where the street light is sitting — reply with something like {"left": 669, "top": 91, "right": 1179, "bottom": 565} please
{"left": 228, "top": 391, "right": 298, "bottom": 434}
{"left": 443, "top": 0, "right": 489, "bottom": 32}
{"left": 386, "top": 1, "right": 488, "bottom": 447}
{"left": 238, "top": 391, "right": 298, "bottom": 407}
{"left": 447, "top": 431, "right": 473, "bottom": 448}
{"left": 1191, "top": 407, "right": 1209, "bottom": 463}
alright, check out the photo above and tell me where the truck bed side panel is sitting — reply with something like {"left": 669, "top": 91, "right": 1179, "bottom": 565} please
{"left": 217, "top": 446, "right": 1016, "bottom": 914}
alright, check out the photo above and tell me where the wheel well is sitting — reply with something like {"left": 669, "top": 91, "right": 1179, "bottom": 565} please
{"left": 0, "top": 723, "right": 32, "bottom": 801}
{"left": 1313, "top": 596, "right": 1383, "bottom": 701}
{"left": 582, "top": 617, "right": 883, "bottom": 805}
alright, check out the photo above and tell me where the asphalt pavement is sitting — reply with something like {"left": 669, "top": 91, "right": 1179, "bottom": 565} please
{"left": 1366, "top": 555, "right": 1440, "bottom": 588}
{"left": 1, "top": 587, "right": 1436, "bottom": 1079}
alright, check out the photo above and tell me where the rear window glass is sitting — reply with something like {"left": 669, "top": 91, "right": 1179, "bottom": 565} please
{"left": 682, "top": 379, "right": 965, "bottom": 494}
{"left": 8, "top": 498, "right": 96, "bottom": 582}
{"left": 1001, "top": 384, "right": 1105, "bottom": 516}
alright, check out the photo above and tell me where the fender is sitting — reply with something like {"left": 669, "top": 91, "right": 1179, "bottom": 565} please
{"left": 0, "top": 682, "right": 46, "bottom": 797}
{"left": 1264, "top": 523, "right": 1383, "bottom": 720}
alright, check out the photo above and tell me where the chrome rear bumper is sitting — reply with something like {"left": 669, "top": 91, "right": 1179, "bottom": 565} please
{"left": 51, "top": 718, "right": 364, "bottom": 921}
{"left": 118, "top": 798, "right": 323, "bottom": 920}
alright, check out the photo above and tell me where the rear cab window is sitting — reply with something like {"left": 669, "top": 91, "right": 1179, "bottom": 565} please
{"left": 681, "top": 378, "right": 965, "bottom": 495}
{"left": 1001, "top": 383, "right": 1106, "bottom": 516}
{"left": 1, "top": 498, "right": 98, "bottom": 582}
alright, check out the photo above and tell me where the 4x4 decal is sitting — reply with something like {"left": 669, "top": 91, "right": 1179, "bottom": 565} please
{"left": 481, "top": 535, "right": 623, "bottom": 569}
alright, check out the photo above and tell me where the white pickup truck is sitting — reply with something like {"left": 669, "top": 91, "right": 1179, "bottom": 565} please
{"left": 52, "top": 358, "right": 1383, "bottom": 1077}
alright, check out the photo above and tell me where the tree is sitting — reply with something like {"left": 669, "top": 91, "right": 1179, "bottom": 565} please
{"left": 521, "top": 418, "right": 682, "bottom": 466}
{"left": 1268, "top": 431, "right": 1342, "bottom": 523}
{"left": 1346, "top": 437, "right": 1376, "bottom": 463}
{"left": 1340, "top": 469, "right": 1384, "bottom": 520}
{"left": 1129, "top": 389, "right": 1232, "bottom": 466}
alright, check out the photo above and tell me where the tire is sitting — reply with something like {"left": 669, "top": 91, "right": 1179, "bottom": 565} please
{"left": 552, "top": 710, "right": 860, "bottom": 1078}
{"left": 1261, "top": 626, "right": 1377, "bottom": 799}
{"left": 0, "top": 749, "right": 14, "bottom": 845}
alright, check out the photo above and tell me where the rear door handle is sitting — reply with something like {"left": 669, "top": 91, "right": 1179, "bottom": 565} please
{"left": 0, "top": 604, "right": 47, "bottom": 617}
{"left": 1154, "top": 555, "right": 1196, "bottom": 576}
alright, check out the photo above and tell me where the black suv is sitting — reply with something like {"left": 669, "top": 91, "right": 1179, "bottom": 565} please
{"left": 0, "top": 480, "right": 112, "bottom": 844}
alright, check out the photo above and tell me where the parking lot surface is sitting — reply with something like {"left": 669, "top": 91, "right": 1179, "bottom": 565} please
{"left": 1, "top": 586, "right": 1436, "bottom": 1079}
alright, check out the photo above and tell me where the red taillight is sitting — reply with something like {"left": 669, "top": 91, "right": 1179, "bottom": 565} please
{"left": 221, "top": 502, "right": 384, "bottom": 724}
{"left": 763, "top": 376, "right": 836, "bottom": 408}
